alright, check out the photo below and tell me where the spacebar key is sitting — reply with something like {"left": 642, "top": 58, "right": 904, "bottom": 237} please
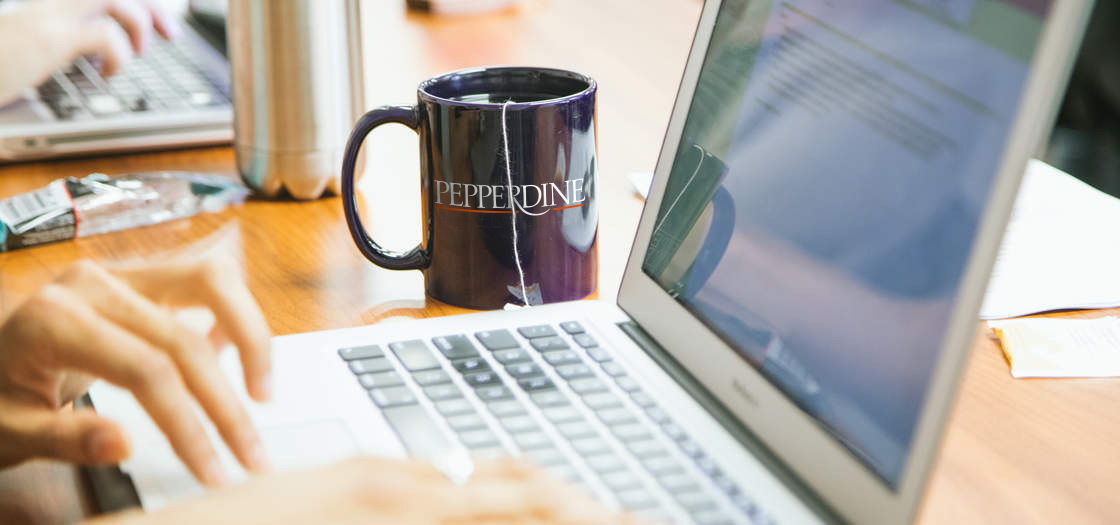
{"left": 381, "top": 404, "right": 456, "bottom": 460}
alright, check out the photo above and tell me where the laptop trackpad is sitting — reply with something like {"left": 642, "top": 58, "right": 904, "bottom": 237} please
{"left": 119, "top": 418, "right": 362, "bottom": 511}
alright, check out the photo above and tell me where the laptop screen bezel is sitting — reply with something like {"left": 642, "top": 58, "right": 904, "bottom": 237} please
{"left": 615, "top": 1, "right": 1093, "bottom": 522}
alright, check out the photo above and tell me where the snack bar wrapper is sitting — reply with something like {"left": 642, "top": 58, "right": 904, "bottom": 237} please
{"left": 0, "top": 172, "right": 250, "bottom": 252}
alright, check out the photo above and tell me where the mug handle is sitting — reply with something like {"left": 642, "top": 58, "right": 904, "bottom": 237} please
{"left": 340, "top": 106, "right": 431, "bottom": 270}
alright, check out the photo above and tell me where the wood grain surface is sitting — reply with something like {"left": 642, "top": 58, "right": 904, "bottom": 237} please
{"left": 0, "top": 1, "right": 1116, "bottom": 523}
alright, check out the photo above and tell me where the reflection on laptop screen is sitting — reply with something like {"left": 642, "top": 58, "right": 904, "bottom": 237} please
{"left": 642, "top": 0, "right": 1050, "bottom": 487}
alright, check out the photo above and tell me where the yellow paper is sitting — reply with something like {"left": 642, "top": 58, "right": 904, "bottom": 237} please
{"left": 989, "top": 317, "right": 1120, "bottom": 378}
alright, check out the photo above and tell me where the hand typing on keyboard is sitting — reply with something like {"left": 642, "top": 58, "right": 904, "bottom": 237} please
{"left": 0, "top": 233, "right": 272, "bottom": 487}
{"left": 0, "top": 0, "right": 180, "bottom": 106}
{"left": 90, "top": 456, "right": 648, "bottom": 525}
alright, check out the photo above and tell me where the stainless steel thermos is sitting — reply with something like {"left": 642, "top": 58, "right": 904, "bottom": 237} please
{"left": 227, "top": 0, "right": 366, "bottom": 199}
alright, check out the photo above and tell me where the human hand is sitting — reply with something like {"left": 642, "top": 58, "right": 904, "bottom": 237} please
{"left": 0, "top": 248, "right": 272, "bottom": 486}
{"left": 89, "top": 456, "right": 649, "bottom": 525}
{"left": 0, "top": 0, "right": 180, "bottom": 105}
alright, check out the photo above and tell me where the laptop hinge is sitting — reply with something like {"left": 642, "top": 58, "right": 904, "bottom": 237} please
{"left": 617, "top": 321, "right": 847, "bottom": 525}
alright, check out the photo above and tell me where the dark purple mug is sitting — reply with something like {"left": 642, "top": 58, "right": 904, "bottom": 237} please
{"left": 340, "top": 67, "right": 598, "bottom": 310}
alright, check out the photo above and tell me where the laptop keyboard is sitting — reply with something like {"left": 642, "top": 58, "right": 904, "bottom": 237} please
{"left": 338, "top": 321, "right": 774, "bottom": 525}
{"left": 36, "top": 28, "right": 229, "bottom": 121}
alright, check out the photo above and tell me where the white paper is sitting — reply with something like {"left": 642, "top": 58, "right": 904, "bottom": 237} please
{"left": 628, "top": 171, "right": 653, "bottom": 199}
{"left": 988, "top": 317, "right": 1120, "bottom": 378}
{"left": 980, "top": 160, "right": 1120, "bottom": 319}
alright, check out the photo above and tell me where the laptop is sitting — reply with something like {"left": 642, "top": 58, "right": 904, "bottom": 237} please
{"left": 0, "top": 5, "right": 230, "bottom": 163}
{"left": 88, "top": 0, "right": 1092, "bottom": 523}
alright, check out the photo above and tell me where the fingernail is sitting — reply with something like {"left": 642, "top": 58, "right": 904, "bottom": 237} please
{"left": 203, "top": 456, "right": 229, "bottom": 487}
{"left": 247, "top": 440, "right": 271, "bottom": 472}
{"left": 85, "top": 428, "right": 117, "bottom": 462}
{"left": 255, "top": 372, "right": 273, "bottom": 402}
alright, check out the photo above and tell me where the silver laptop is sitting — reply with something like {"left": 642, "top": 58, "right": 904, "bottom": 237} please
{"left": 0, "top": 10, "right": 230, "bottom": 162}
{"left": 89, "top": 1, "right": 1091, "bottom": 523}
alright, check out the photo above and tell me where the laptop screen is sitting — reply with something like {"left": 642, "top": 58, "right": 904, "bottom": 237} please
{"left": 642, "top": 0, "right": 1050, "bottom": 488}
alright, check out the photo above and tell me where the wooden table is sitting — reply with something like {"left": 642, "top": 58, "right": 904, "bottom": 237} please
{"left": 0, "top": 1, "right": 1117, "bottom": 523}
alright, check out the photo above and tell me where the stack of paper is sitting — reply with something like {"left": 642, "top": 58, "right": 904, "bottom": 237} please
{"left": 980, "top": 160, "right": 1120, "bottom": 319}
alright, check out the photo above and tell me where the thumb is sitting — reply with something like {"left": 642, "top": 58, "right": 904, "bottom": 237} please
{"left": 0, "top": 402, "right": 131, "bottom": 466}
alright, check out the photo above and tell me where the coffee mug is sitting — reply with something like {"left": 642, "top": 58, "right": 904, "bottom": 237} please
{"left": 340, "top": 67, "right": 598, "bottom": 310}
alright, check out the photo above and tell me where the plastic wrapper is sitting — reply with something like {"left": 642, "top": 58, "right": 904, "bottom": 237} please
{"left": 0, "top": 172, "right": 250, "bottom": 252}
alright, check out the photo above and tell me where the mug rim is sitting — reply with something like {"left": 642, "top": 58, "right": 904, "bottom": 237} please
{"left": 417, "top": 66, "right": 596, "bottom": 109}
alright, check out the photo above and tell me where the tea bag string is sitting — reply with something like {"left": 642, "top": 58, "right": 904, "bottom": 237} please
{"left": 501, "top": 100, "right": 530, "bottom": 306}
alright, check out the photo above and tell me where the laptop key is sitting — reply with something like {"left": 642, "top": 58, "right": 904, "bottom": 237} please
{"left": 573, "top": 333, "right": 599, "bottom": 348}
{"left": 712, "top": 472, "right": 738, "bottom": 495}
{"left": 546, "top": 464, "right": 581, "bottom": 483}
{"left": 518, "top": 376, "right": 554, "bottom": 391}
{"left": 679, "top": 437, "right": 704, "bottom": 458}
{"left": 423, "top": 384, "right": 463, "bottom": 401}
{"left": 637, "top": 509, "right": 673, "bottom": 525}
{"left": 542, "top": 350, "right": 583, "bottom": 366}
{"left": 368, "top": 386, "right": 417, "bottom": 408}
{"left": 499, "top": 415, "right": 539, "bottom": 434}
{"left": 601, "top": 361, "right": 626, "bottom": 377}
{"left": 571, "top": 437, "right": 611, "bottom": 456}
{"left": 463, "top": 371, "right": 501, "bottom": 388}
{"left": 432, "top": 335, "right": 479, "bottom": 359}
{"left": 389, "top": 340, "right": 441, "bottom": 371}
{"left": 357, "top": 370, "right": 404, "bottom": 389}
{"left": 614, "top": 376, "right": 641, "bottom": 392}
{"left": 555, "top": 363, "right": 594, "bottom": 380}
{"left": 596, "top": 407, "right": 639, "bottom": 426}
{"left": 525, "top": 447, "right": 567, "bottom": 466}
{"left": 434, "top": 398, "right": 474, "bottom": 416}
{"left": 602, "top": 470, "right": 643, "bottom": 491}
{"left": 512, "top": 431, "right": 552, "bottom": 450}
{"left": 661, "top": 421, "right": 686, "bottom": 440}
{"left": 349, "top": 357, "right": 394, "bottom": 374}
{"left": 452, "top": 357, "right": 491, "bottom": 374}
{"left": 615, "top": 489, "right": 658, "bottom": 510}
{"left": 529, "top": 337, "right": 569, "bottom": 352}
{"left": 642, "top": 455, "right": 685, "bottom": 476}
{"left": 412, "top": 369, "right": 451, "bottom": 386}
{"left": 446, "top": 413, "right": 488, "bottom": 432}
{"left": 475, "top": 329, "right": 520, "bottom": 350}
{"left": 529, "top": 390, "right": 568, "bottom": 407}
{"left": 569, "top": 377, "right": 607, "bottom": 394}
{"left": 646, "top": 406, "right": 672, "bottom": 424}
{"left": 517, "top": 325, "right": 557, "bottom": 339}
{"left": 458, "top": 429, "right": 500, "bottom": 449}
{"left": 692, "top": 510, "right": 734, "bottom": 525}
{"left": 611, "top": 423, "right": 652, "bottom": 442}
{"left": 658, "top": 473, "right": 702, "bottom": 493}
{"left": 585, "top": 453, "right": 627, "bottom": 474}
{"left": 380, "top": 404, "right": 455, "bottom": 460}
{"left": 541, "top": 405, "right": 582, "bottom": 423}
{"left": 627, "top": 439, "right": 668, "bottom": 459}
{"left": 505, "top": 362, "right": 542, "bottom": 378}
{"left": 487, "top": 400, "right": 527, "bottom": 417}
{"left": 674, "top": 491, "right": 718, "bottom": 513}
{"left": 559, "top": 321, "right": 585, "bottom": 334}
{"left": 696, "top": 455, "right": 720, "bottom": 476}
{"left": 630, "top": 391, "right": 656, "bottom": 408}
{"left": 583, "top": 392, "right": 623, "bottom": 410}
{"left": 493, "top": 348, "right": 531, "bottom": 364}
{"left": 587, "top": 347, "right": 612, "bottom": 362}
{"left": 476, "top": 385, "right": 513, "bottom": 401}
{"left": 556, "top": 420, "right": 596, "bottom": 439}
{"left": 339, "top": 345, "right": 384, "bottom": 360}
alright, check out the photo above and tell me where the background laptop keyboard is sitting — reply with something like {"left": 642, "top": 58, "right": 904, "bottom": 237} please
{"left": 338, "top": 321, "right": 775, "bottom": 525}
{"left": 36, "top": 27, "right": 229, "bottom": 121}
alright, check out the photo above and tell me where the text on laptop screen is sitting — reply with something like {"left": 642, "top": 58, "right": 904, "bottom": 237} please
{"left": 642, "top": 0, "right": 1050, "bottom": 487}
